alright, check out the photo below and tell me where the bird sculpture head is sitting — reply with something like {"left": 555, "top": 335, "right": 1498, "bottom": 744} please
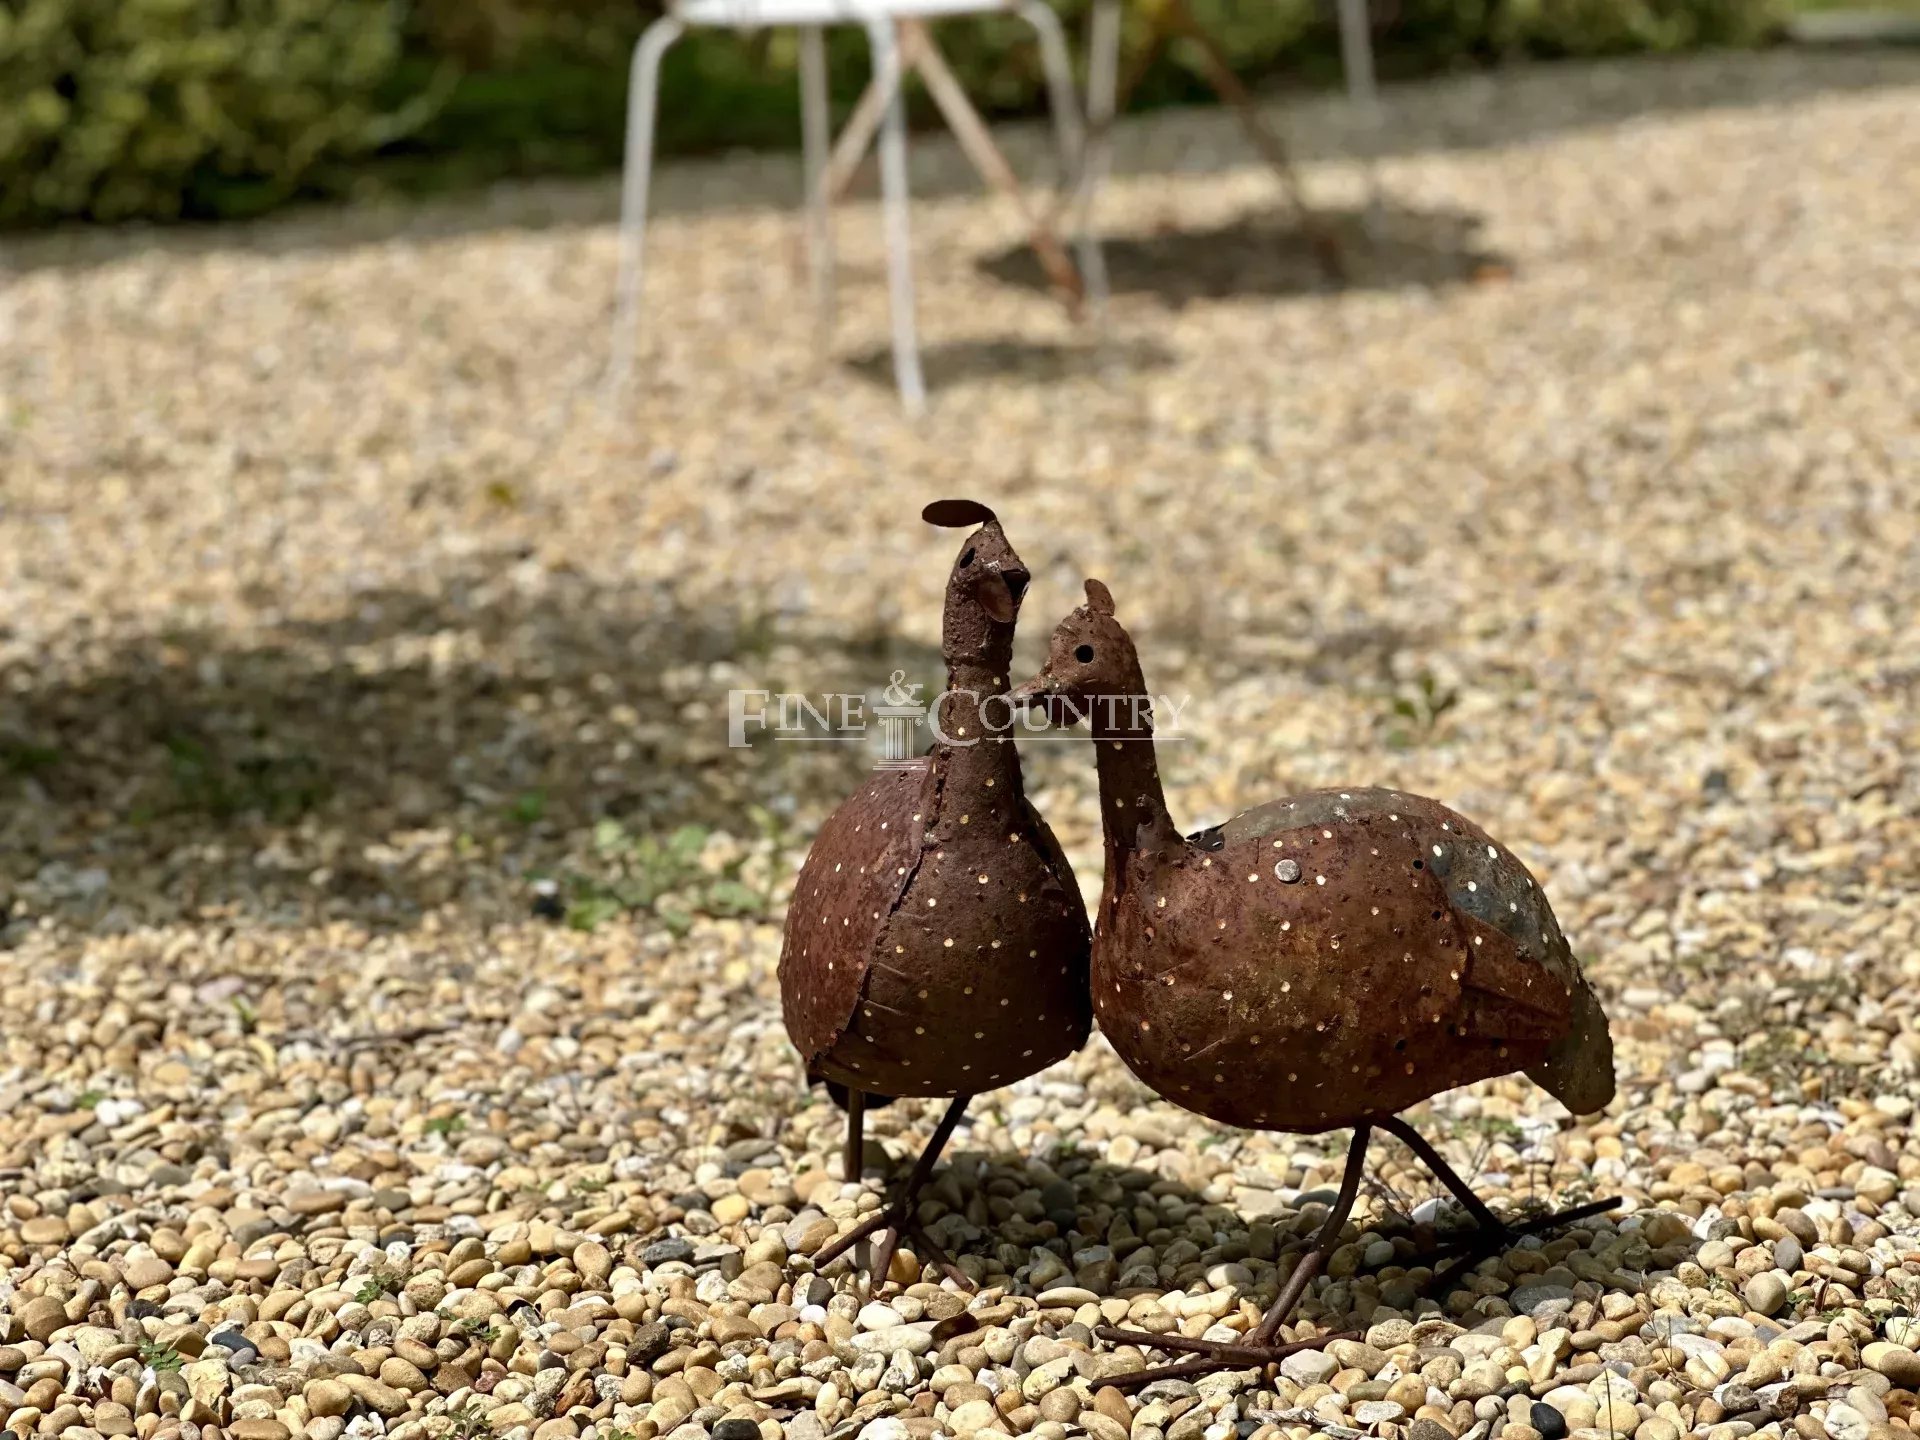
{"left": 1008, "top": 578, "right": 1148, "bottom": 729}
{"left": 923, "top": 499, "right": 1030, "bottom": 673}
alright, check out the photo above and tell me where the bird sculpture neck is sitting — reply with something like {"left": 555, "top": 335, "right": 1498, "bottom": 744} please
{"left": 1088, "top": 669, "right": 1178, "bottom": 861}
{"left": 931, "top": 651, "right": 1023, "bottom": 810}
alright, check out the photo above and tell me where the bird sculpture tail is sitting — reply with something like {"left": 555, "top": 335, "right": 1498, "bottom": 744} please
{"left": 1527, "top": 973, "right": 1616, "bottom": 1115}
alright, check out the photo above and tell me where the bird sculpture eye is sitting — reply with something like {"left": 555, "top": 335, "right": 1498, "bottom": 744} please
{"left": 1074, "top": 644, "right": 1095, "bottom": 663}
{"left": 960, "top": 548, "right": 976, "bottom": 566}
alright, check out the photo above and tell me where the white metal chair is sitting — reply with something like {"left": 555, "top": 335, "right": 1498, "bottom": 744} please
{"left": 605, "top": 0, "right": 1098, "bottom": 415}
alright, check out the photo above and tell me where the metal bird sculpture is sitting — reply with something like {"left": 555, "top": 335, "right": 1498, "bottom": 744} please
{"left": 1010, "top": 580, "right": 1616, "bottom": 1382}
{"left": 778, "top": 502, "right": 1093, "bottom": 1286}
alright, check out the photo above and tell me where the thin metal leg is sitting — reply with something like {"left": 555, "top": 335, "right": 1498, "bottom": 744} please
{"left": 865, "top": 17, "right": 925, "bottom": 415}
{"left": 1017, "top": 0, "right": 1103, "bottom": 318}
{"left": 1377, "top": 1114, "right": 1502, "bottom": 1232}
{"left": 798, "top": 25, "right": 836, "bottom": 349}
{"left": 604, "top": 16, "right": 686, "bottom": 409}
{"left": 1249, "top": 1124, "right": 1371, "bottom": 1342}
{"left": 867, "top": 1094, "right": 969, "bottom": 1282}
{"left": 1378, "top": 1114, "right": 1620, "bottom": 1291}
{"left": 842, "top": 1087, "right": 866, "bottom": 1182}
{"left": 813, "top": 1094, "right": 972, "bottom": 1280}
{"left": 1092, "top": 1125, "right": 1371, "bottom": 1390}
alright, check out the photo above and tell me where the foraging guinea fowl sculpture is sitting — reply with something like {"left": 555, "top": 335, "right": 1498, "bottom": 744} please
{"left": 778, "top": 501, "right": 1093, "bottom": 1286}
{"left": 1010, "top": 580, "right": 1617, "bottom": 1382}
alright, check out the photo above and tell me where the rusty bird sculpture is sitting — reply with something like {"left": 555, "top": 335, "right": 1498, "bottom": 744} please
{"left": 1010, "top": 579, "right": 1616, "bottom": 1382}
{"left": 778, "top": 501, "right": 1093, "bottom": 1286}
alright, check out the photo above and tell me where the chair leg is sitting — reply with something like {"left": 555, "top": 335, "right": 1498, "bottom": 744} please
{"left": 906, "top": 21, "right": 1082, "bottom": 311}
{"left": 1070, "top": 0, "right": 1121, "bottom": 316}
{"left": 1336, "top": 0, "right": 1385, "bottom": 231}
{"left": 1017, "top": 0, "right": 1104, "bottom": 318}
{"left": 865, "top": 18, "right": 926, "bottom": 415}
{"left": 798, "top": 25, "right": 836, "bottom": 350}
{"left": 604, "top": 16, "right": 687, "bottom": 408}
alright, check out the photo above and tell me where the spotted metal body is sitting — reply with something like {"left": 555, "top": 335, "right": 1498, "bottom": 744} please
{"left": 1101, "top": 786, "right": 1611, "bottom": 1131}
{"left": 1012, "top": 581, "right": 1614, "bottom": 1136}
{"left": 778, "top": 505, "right": 1093, "bottom": 1103}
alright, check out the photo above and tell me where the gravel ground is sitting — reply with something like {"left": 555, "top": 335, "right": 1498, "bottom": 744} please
{"left": 3, "top": 45, "right": 1920, "bottom": 1440}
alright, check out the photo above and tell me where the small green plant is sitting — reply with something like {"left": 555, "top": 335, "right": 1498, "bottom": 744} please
{"left": 138, "top": 1339, "right": 184, "bottom": 1372}
{"left": 507, "top": 790, "right": 547, "bottom": 824}
{"left": 1383, "top": 670, "right": 1460, "bottom": 749}
{"left": 231, "top": 996, "right": 259, "bottom": 1034}
{"left": 354, "top": 1268, "right": 404, "bottom": 1304}
{"left": 559, "top": 819, "right": 773, "bottom": 936}
{"left": 442, "top": 1400, "right": 493, "bottom": 1439}
{"left": 74, "top": 1089, "right": 106, "bottom": 1109}
{"left": 0, "top": 736, "right": 60, "bottom": 777}
{"left": 153, "top": 729, "right": 331, "bottom": 822}
{"left": 424, "top": 1113, "right": 468, "bottom": 1138}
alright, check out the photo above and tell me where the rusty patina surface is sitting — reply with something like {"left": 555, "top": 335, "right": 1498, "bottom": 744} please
{"left": 1099, "top": 786, "right": 1600, "bottom": 1132}
{"left": 1012, "top": 582, "right": 1614, "bottom": 1135}
{"left": 778, "top": 503, "right": 1093, "bottom": 1102}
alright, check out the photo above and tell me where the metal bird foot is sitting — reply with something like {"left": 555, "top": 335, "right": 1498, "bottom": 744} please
{"left": 1089, "top": 1325, "right": 1358, "bottom": 1391}
{"left": 1411, "top": 1193, "right": 1624, "bottom": 1293}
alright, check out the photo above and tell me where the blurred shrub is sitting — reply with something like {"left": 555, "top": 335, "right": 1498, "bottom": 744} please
{"left": 0, "top": 0, "right": 445, "bottom": 224}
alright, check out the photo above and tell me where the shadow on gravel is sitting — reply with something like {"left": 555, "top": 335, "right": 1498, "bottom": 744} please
{"left": 788, "top": 1106, "right": 1667, "bottom": 1321}
{"left": 0, "top": 559, "right": 942, "bottom": 932}
{"left": 979, "top": 203, "right": 1508, "bottom": 307}
{"left": 844, "top": 336, "right": 1177, "bottom": 393}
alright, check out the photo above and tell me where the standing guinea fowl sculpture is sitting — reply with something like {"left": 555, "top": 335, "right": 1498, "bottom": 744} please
{"left": 778, "top": 501, "right": 1093, "bottom": 1287}
{"left": 1010, "top": 580, "right": 1617, "bottom": 1383}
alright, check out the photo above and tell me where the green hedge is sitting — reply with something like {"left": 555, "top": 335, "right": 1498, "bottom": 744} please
{"left": 0, "top": 0, "right": 1784, "bottom": 226}
{"left": 0, "top": 0, "right": 441, "bottom": 224}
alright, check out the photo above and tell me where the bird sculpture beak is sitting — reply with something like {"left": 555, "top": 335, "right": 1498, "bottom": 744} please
{"left": 1008, "top": 670, "right": 1075, "bottom": 727}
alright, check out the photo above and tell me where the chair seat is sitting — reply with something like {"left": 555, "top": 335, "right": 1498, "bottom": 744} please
{"left": 674, "top": 0, "right": 1010, "bottom": 25}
